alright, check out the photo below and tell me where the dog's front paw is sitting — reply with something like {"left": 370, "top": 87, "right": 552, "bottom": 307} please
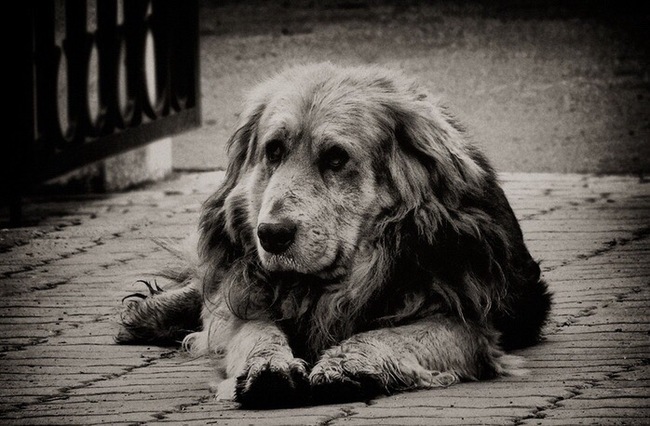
{"left": 235, "top": 357, "right": 309, "bottom": 408}
{"left": 235, "top": 356, "right": 310, "bottom": 409}
{"left": 309, "top": 351, "right": 387, "bottom": 404}
{"left": 116, "top": 280, "right": 165, "bottom": 344}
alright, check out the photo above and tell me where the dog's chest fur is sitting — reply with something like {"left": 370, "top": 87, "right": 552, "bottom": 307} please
{"left": 263, "top": 267, "right": 441, "bottom": 362}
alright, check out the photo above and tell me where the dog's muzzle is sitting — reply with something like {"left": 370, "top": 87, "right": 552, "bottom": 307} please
{"left": 257, "top": 221, "right": 297, "bottom": 254}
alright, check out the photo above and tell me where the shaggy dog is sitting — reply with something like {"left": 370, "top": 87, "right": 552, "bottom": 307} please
{"left": 117, "top": 63, "right": 552, "bottom": 408}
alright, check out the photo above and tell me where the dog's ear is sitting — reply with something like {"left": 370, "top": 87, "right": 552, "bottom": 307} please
{"left": 390, "top": 99, "right": 485, "bottom": 202}
{"left": 198, "top": 101, "right": 266, "bottom": 264}
{"left": 384, "top": 97, "right": 519, "bottom": 319}
{"left": 220, "top": 102, "right": 267, "bottom": 193}
{"left": 383, "top": 97, "right": 490, "bottom": 240}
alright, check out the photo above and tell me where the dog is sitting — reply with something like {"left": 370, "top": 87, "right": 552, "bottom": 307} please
{"left": 117, "top": 63, "right": 552, "bottom": 408}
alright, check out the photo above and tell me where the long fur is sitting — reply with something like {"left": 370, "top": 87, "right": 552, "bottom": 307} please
{"left": 117, "top": 63, "right": 552, "bottom": 408}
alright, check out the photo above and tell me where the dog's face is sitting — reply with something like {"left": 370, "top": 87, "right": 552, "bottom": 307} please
{"left": 219, "top": 64, "right": 483, "bottom": 281}
{"left": 243, "top": 78, "right": 392, "bottom": 279}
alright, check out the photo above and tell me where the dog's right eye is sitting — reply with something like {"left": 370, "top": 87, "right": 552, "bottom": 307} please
{"left": 265, "top": 140, "right": 285, "bottom": 164}
{"left": 320, "top": 146, "right": 349, "bottom": 172}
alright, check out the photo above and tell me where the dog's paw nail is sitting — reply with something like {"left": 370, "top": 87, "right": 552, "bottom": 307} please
{"left": 121, "top": 293, "right": 147, "bottom": 303}
{"left": 136, "top": 279, "right": 164, "bottom": 296}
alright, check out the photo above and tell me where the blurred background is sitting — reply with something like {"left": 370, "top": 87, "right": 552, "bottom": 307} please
{"left": 174, "top": 0, "right": 648, "bottom": 176}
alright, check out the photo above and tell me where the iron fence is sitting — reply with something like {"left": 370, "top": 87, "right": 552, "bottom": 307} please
{"left": 3, "top": 0, "right": 201, "bottom": 224}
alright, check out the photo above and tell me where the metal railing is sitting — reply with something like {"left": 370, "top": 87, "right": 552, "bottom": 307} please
{"left": 4, "top": 0, "right": 201, "bottom": 224}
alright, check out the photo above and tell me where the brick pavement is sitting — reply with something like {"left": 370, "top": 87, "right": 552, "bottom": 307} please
{"left": 0, "top": 172, "right": 648, "bottom": 425}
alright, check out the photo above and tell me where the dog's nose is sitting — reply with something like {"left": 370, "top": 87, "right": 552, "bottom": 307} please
{"left": 257, "top": 221, "right": 297, "bottom": 254}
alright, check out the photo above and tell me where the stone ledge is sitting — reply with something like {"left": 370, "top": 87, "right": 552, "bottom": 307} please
{"left": 43, "top": 137, "right": 173, "bottom": 194}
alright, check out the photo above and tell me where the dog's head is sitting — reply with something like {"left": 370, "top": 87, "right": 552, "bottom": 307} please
{"left": 201, "top": 63, "right": 487, "bottom": 283}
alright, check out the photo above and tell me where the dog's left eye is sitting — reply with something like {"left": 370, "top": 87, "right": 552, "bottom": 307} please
{"left": 321, "top": 146, "right": 349, "bottom": 171}
{"left": 265, "top": 140, "right": 285, "bottom": 164}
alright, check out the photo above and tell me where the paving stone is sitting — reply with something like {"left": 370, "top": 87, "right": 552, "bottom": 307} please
{"left": 0, "top": 172, "right": 648, "bottom": 425}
